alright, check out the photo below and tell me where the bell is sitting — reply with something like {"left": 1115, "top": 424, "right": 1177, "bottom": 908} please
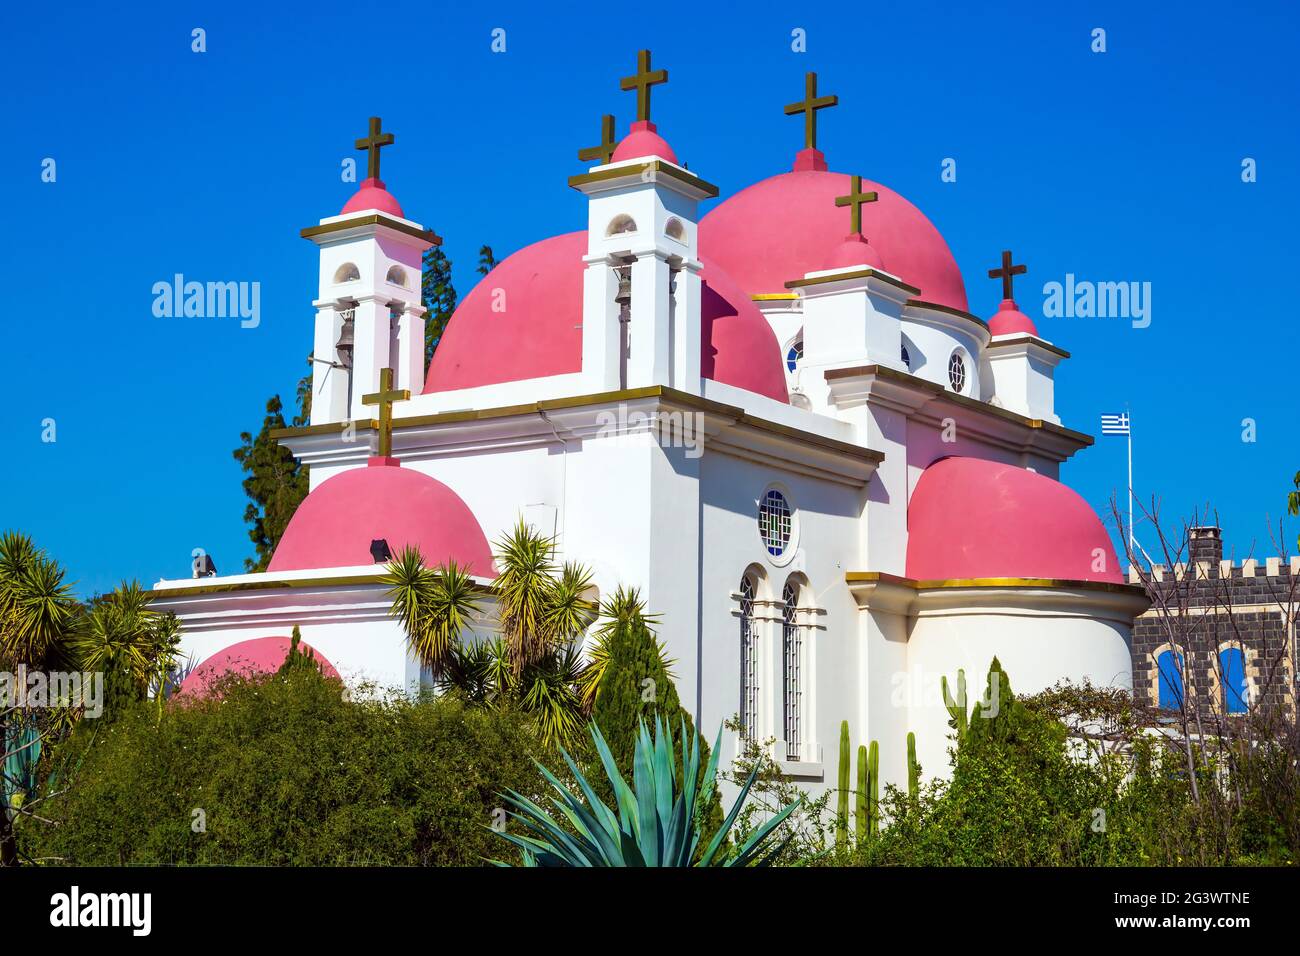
{"left": 614, "top": 267, "right": 632, "bottom": 306}
{"left": 334, "top": 313, "right": 355, "bottom": 367}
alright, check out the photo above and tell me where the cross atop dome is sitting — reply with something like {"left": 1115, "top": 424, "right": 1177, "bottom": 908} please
{"left": 362, "top": 367, "right": 410, "bottom": 462}
{"left": 607, "top": 50, "right": 679, "bottom": 165}
{"left": 355, "top": 116, "right": 395, "bottom": 181}
{"left": 620, "top": 49, "right": 668, "bottom": 123}
{"left": 988, "top": 249, "right": 1027, "bottom": 301}
{"left": 986, "top": 250, "right": 1039, "bottom": 336}
{"left": 785, "top": 72, "right": 837, "bottom": 172}
{"left": 577, "top": 114, "right": 617, "bottom": 165}
{"left": 835, "top": 174, "right": 879, "bottom": 237}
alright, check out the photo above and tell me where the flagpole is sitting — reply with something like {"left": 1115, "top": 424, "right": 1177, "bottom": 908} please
{"left": 1127, "top": 407, "right": 1134, "bottom": 559}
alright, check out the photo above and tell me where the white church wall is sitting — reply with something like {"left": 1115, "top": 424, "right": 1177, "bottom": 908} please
{"left": 905, "top": 592, "right": 1137, "bottom": 782}
{"left": 696, "top": 446, "right": 865, "bottom": 801}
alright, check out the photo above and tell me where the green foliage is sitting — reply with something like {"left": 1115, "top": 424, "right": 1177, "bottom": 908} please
{"left": 591, "top": 616, "right": 683, "bottom": 773}
{"left": 0, "top": 531, "right": 79, "bottom": 670}
{"left": 20, "top": 668, "right": 548, "bottom": 866}
{"left": 477, "top": 245, "right": 497, "bottom": 276}
{"left": 907, "top": 731, "right": 919, "bottom": 801}
{"left": 422, "top": 245, "right": 457, "bottom": 363}
{"left": 275, "top": 626, "right": 322, "bottom": 677}
{"left": 494, "top": 717, "right": 799, "bottom": 867}
{"left": 941, "top": 667, "right": 969, "bottom": 747}
{"left": 835, "top": 720, "right": 849, "bottom": 849}
{"left": 232, "top": 392, "right": 309, "bottom": 572}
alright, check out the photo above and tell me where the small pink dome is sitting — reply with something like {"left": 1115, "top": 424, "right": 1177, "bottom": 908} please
{"left": 341, "top": 177, "right": 404, "bottom": 217}
{"left": 610, "top": 120, "right": 678, "bottom": 164}
{"left": 424, "top": 231, "right": 788, "bottom": 403}
{"left": 700, "top": 169, "right": 968, "bottom": 311}
{"left": 268, "top": 462, "right": 495, "bottom": 576}
{"left": 906, "top": 457, "right": 1122, "bottom": 584}
{"left": 824, "top": 234, "right": 884, "bottom": 271}
{"left": 988, "top": 298, "right": 1039, "bottom": 336}
{"left": 178, "top": 636, "right": 341, "bottom": 698}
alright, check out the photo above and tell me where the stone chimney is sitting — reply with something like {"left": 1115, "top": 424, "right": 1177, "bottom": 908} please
{"left": 1189, "top": 526, "right": 1223, "bottom": 565}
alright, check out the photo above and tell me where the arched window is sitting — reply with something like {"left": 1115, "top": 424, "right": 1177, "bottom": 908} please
{"left": 786, "top": 338, "right": 803, "bottom": 373}
{"left": 901, "top": 343, "right": 911, "bottom": 371}
{"left": 1219, "top": 646, "right": 1248, "bottom": 714}
{"left": 782, "top": 581, "right": 802, "bottom": 761}
{"left": 739, "top": 576, "right": 759, "bottom": 738}
{"left": 606, "top": 213, "right": 637, "bottom": 236}
{"left": 1156, "top": 649, "right": 1184, "bottom": 710}
{"left": 386, "top": 265, "right": 408, "bottom": 288}
{"left": 333, "top": 262, "right": 360, "bottom": 283}
{"left": 665, "top": 217, "right": 686, "bottom": 241}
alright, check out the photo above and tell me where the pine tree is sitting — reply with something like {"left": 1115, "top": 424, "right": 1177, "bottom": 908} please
{"left": 232, "top": 393, "right": 309, "bottom": 572}
{"left": 422, "top": 246, "right": 457, "bottom": 364}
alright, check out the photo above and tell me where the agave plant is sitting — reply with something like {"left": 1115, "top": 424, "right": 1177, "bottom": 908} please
{"left": 493, "top": 717, "right": 800, "bottom": 866}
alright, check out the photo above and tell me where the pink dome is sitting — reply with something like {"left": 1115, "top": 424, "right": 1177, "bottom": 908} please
{"left": 178, "top": 636, "right": 341, "bottom": 698}
{"left": 610, "top": 120, "right": 678, "bottom": 164}
{"left": 268, "top": 461, "right": 495, "bottom": 576}
{"left": 906, "top": 457, "right": 1122, "bottom": 584}
{"left": 699, "top": 169, "right": 968, "bottom": 311}
{"left": 424, "top": 231, "right": 789, "bottom": 403}
{"left": 988, "top": 298, "right": 1039, "bottom": 336}
{"left": 824, "top": 234, "right": 883, "bottom": 271}
{"left": 341, "top": 177, "right": 404, "bottom": 217}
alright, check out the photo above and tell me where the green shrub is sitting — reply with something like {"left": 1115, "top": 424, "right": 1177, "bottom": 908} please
{"left": 20, "top": 667, "right": 547, "bottom": 866}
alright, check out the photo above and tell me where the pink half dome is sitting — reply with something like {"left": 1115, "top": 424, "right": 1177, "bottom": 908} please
{"left": 341, "top": 177, "right": 405, "bottom": 217}
{"left": 988, "top": 298, "right": 1039, "bottom": 336}
{"left": 610, "top": 120, "right": 678, "bottom": 164}
{"left": 423, "top": 231, "right": 789, "bottom": 403}
{"left": 906, "top": 457, "right": 1122, "bottom": 584}
{"left": 178, "top": 636, "right": 341, "bottom": 698}
{"left": 699, "top": 169, "right": 968, "bottom": 311}
{"left": 824, "top": 234, "right": 884, "bottom": 271}
{"left": 268, "top": 462, "right": 496, "bottom": 576}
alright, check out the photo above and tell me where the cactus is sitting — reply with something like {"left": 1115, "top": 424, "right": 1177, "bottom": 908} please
{"left": 836, "top": 720, "right": 850, "bottom": 849}
{"left": 866, "top": 740, "right": 879, "bottom": 837}
{"left": 907, "top": 731, "right": 920, "bottom": 800}
{"left": 941, "top": 668, "right": 969, "bottom": 746}
{"left": 855, "top": 744, "right": 868, "bottom": 842}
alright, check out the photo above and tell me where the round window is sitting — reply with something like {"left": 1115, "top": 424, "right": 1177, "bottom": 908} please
{"left": 948, "top": 349, "right": 967, "bottom": 393}
{"left": 786, "top": 338, "right": 803, "bottom": 373}
{"left": 758, "top": 489, "right": 793, "bottom": 557}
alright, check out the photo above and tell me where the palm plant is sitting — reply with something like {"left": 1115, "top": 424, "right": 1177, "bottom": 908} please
{"left": 385, "top": 522, "right": 608, "bottom": 747}
{"left": 0, "top": 532, "right": 79, "bottom": 670}
{"left": 70, "top": 581, "right": 182, "bottom": 701}
{"left": 493, "top": 717, "right": 800, "bottom": 866}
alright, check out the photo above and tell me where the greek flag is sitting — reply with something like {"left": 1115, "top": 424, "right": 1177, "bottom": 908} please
{"left": 1101, "top": 412, "right": 1130, "bottom": 436}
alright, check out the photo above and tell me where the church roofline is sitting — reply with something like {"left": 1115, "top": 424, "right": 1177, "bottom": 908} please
{"left": 271, "top": 384, "right": 884, "bottom": 468}
{"left": 823, "top": 363, "right": 1094, "bottom": 448}
{"left": 299, "top": 212, "right": 440, "bottom": 245}
{"left": 568, "top": 160, "right": 719, "bottom": 199}
{"left": 845, "top": 570, "right": 1147, "bottom": 597}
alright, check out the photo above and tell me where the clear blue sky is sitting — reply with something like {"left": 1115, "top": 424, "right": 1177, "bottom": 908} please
{"left": 3, "top": 1, "right": 1297, "bottom": 597}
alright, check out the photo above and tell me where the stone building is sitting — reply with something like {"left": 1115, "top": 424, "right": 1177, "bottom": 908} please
{"left": 1129, "top": 526, "right": 1298, "bottom": 718}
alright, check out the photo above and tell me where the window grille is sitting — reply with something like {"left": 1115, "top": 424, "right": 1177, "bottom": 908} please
{"left": 782, "top": 582, "right": 801, "bottom": 761}
{"left": 739, "top": 576, "right": 759, "bottom": 738}
{"left": 759, "top": 490, "right": 792, "bottom": 557}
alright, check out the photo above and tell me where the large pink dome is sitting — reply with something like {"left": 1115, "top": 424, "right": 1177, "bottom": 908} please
{"left": 424, "top": 231, "right": 788, "bottom": 403}
{"left": 906, "top": 457, "right": 1122, "bottom": 584}
{"left": 699, "top": 169, "right": 968, "bottom": 312}
{"left": 268, "top": 462, "right": 496, "bottom": 576}
{"left": 177, "top": 636, "right": 342, "bottom": 698}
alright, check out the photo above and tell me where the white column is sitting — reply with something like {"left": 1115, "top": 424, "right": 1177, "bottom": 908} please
{"left": 628, "top": 252, "right": 672, "bottom": 388}
{"left": 348, "top": 295, "right": 390, "bottom": 421}
{"left": 581, "top": 255, "right": 623, "bottom": 393}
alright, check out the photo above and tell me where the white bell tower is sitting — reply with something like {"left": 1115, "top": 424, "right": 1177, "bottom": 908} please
{"left": 569, "top": 53, "right": 718, "bottom": 396}
{"left": 300, "top": 118, "right": 438, "bottom": 426}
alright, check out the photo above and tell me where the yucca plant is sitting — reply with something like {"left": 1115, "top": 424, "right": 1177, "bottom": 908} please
{"left": 385, "top": 547, "right": 481, "bottom": 677}
{"left": 493, "top": 717, "right": 800, "bottom": 866}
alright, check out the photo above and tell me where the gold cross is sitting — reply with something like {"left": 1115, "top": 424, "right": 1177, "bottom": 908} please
{"left": 354, "top": 116, "right": 395, "bottom": 181}
{"left": 835, "top": 175, "right": 879, "bottom": 235}
{"left": 784, "top": 72, "right": 838, "bottom": 150}
{"left": 362, "top": 367, "right": 410, "bottom": 458}
{"left": 578, "top": 114, "right": 617, "bottom": 165}
{"left": 988, "top": 250, "right": 1027, "bottom": 300}
{"left": 620, "top": 50, "right": 668, "bottom": 123}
